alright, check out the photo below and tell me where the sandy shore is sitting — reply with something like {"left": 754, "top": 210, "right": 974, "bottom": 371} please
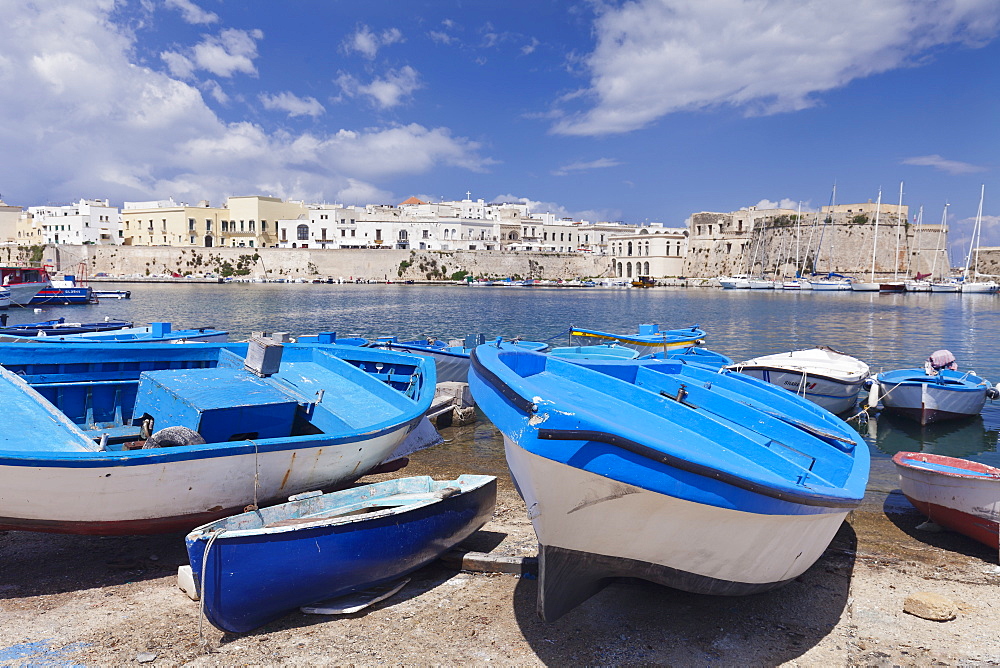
{"left": 2, "top": 442, "right": 999, "bottom": 666}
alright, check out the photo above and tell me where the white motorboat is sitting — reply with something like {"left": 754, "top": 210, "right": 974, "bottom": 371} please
{"left": 718, "top": 275, "right": 751, "bottom": 289}
{"left": 729, "top": 346, "right": 871, "bottom": 414}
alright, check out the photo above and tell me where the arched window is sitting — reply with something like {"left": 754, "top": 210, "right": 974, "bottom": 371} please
{"left": 645, "top": 241, "right": 650, "bottom": 256}
{"left": 644, "top": 261, "right": 650, "bottom": 275}
{"left": 627, "top": 241, "right": 633, "bottom": 256}
{"left": 444, "top": 229, "right": 450, "bottom": 240}
{"left": 617, "top": 262, "right": 623, "bottom": 277}
{"left": 297, "top": 224, "right": 309, "bottom": 240}
{"left": 626, "top": 262, "right": 633, "bottom": 278}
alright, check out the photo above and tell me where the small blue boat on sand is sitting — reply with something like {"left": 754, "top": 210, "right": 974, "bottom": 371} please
{"left": 0, "top": 340, "right": 434, "bottom": 534}
{"left": 184, "top": 474, "right": 497, "bottom": 633}
{"left": 470, "top": 343, "right": 868, "bottom": 621}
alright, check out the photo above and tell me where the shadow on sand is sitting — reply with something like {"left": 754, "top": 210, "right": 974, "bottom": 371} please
{"left": 511, "top": 523, "right": 858, "bottom": 665}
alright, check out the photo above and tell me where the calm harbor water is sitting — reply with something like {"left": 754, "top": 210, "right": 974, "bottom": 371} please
{"left": 9, "top": 282, "right": 1000, "bottom": 497}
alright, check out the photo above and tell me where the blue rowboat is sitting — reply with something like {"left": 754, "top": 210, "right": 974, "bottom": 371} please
{"left": 568, "top": 323, "right": 706, "bottom": 353}
{"left": 548, "top": 343, "right": 640, "bottom": 361}
{"left": 639, "top": 346, "right": 734, "bottom": 369}
{"left": 0, "top": 317, "right": 134, "bottom": 337}
{"left": 183, "top": 474, "right": 496, "bottom": 633}
{"left": 370, "top": 334, "right": 547, "bottom": 384}
{"left": 0, "top": 340, "right": 434, "bottom": 534}
{"left": 873, "top": 368, "right": 998, "bottom": 425}
{"left": 0, "top": 321, "right": 227, "bottom": 343}
{"left": 469, "top": 343, "right": 868, "bottom": 621}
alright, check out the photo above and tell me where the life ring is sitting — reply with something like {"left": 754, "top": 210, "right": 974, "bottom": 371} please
{"left": 142, "top": 426, "right": 207, "bottom": 448}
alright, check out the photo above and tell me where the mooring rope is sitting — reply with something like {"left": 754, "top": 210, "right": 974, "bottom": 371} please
{"left": 199, "top": 529, "right": 224, "bottom": 652}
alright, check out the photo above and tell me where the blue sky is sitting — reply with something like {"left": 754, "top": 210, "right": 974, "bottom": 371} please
{"left": 1, "top": 0, "right": 998, "bottom": 254}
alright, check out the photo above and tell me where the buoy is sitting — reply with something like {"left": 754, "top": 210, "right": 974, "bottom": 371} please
{"left": 867, "top": 380, "right": 880, "bottom": 408}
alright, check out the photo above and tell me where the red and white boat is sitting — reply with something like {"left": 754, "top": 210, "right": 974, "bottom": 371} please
{"left": 0, "top": 266, "right": 51, "bottom": 305}
{"left": 892, "top": 451, "right": 1000, "bottom": 549}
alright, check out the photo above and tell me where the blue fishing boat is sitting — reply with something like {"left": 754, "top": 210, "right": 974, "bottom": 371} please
{"left": 371, "top": 334, "right": 547, "bottom": 384}
{"left": 0, "top": 317, "right": 134, "bottom": 337}
{"left": 0, "top": 340, "right": 434, "bottom": 534}
{"left": 568, "top": 323, "right": 706, "bottom": 353}
{"left": 183, "top": 474, "right": 496, "bottom": 633}
{"left": 639, "top": 346, "right": 734, "bottom": 369}
{"left": 548, "top": 343, "right": 640, "bottom": 361}
{"left": 469, "top": 343, "right": 868, "bottom": 621}
{"left": 0, "top": 321, "right": 227, "bottom": 343}
{"left": 873, "top": 368, "right": 998, "bottom": 425}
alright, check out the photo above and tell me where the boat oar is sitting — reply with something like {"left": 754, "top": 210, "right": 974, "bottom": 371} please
{"left": 758, "top": 409, "right": 856, "bottom": 451}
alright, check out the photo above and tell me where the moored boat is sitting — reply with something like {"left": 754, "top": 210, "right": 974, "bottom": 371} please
{"left": 469, "top": 343, "right": 869, "bottom": 621}
{"left": 569, "top": 323, "right": 705, "bottom": 354}
{"left": 0, "top": 266, "right": 51, "bottom": 305}
{"left": 729, "top": 346, "right": 871, "bottom": 414}
{"left": 0, "top": 340, "right": 435, "bottom": 534}
{"left": 0, "top": 321, "right": 227, "bottom": 343}
{"left": 893, "top": 452, "right": 1000, "bottom": 549}
{"left": 370, "top": 334, "right": 547, "bottom": 384}
{"left": 873, "top": 366, "right": 997, "bottom": 425}
{"left": 184, "top": 474, "right": 496, "bottom": 633}
{"left": 0, "top": 317, "right": 133, "bottom": 337}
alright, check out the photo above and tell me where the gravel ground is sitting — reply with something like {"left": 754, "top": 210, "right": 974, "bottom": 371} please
{"left": 2, "top": 448, "right": 999, "bottom": 666}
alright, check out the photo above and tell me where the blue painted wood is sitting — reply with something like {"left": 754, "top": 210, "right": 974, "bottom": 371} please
{"left": 0, "top": 342, "right": 436, "bottom": 534}
{"left": 186, "top": 474, "right": 497, "bottom": 633}
{"left": 469, "top": 342, "right": 869, "bottom": 514}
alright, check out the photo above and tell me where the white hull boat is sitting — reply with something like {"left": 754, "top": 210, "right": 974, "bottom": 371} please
{"left": 850, "top": 282, "right": 880, "bottom": 292}
{"left": 730, "top": 347, "right": 871, "bottom": 414}
{"left": 874, "top": 368, "right": 997, "bottom": 425}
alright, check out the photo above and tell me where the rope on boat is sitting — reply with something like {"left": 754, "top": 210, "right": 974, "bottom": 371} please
{"left": 541, "top": 326, "right": 572, "bottom": 343}
{"left": 199, "top": 529, "right": 225, "bottom": 652}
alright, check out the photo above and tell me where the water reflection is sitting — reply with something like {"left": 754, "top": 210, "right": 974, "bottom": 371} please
{"left": 868, "top": 411, "right": 999, "bottom": 461}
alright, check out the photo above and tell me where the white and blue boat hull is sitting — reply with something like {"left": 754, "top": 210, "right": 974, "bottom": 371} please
{"left": 470, "top": 344, "right": 868, "bottom": 621}
{"left": 186, "top": 475, "right": 496, "bottom": 633}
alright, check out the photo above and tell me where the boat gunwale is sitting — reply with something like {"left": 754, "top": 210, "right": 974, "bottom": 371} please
{"left": 470, "top": 347, "right": 866, "bottom": 509}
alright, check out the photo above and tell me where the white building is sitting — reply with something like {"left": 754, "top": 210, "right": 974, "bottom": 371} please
{"left": 27, "top": 199, "right": 121, "bottom": 245}
{"left": 610, "top": 224, "right": 689, "bottom": 279}
{"left": 274, "top": 196, "right": 635, "bottom": 254}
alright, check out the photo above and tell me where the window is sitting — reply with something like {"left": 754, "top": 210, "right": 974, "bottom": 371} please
{"left": 188, "top": 218, "right": 195, "bottom": 231}
{"left": 262, "top": 221, "right": 268, "bottom": 231}
{"left": 281, "top": 228, "right": 287, "bottom": 241}
{"left": 249, "top": 220, "right": 255, "bottom": 231}
{"left": 375, "top": 229, "right": 382, "bottom": 243}
{"left": 240, "top": 220, "right": 245, "bottom": 232}
{"left": 320, "top": 228, "right": 327, "bottom": 240}
{"left": 627, "top": 241, "right": 633, "bottom": 256}
{"left": 341, "top": 229, "right": 346, "bottom": 237}
{"left": 422, "top": 230, "right": 429, "bottom": 239}
{"left": 206, "top": 221, "right": 212, "bottom": 231}
{"left": 350, "top": 230, "right": 355, "bottom": 237}
{"left": 399, "top": 230, "right": 408, "bottom": 240}
{"left": 222, "top": 221, "right": 228, "bottom": 232}
{"left": 297, "top": 224, "right": 309, "bottom": 240}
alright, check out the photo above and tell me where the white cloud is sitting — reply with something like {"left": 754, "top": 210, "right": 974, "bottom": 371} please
{"left": 160, "top": 50, "right": 195, "bottom": 78}
{"left": 490, "top": 194, "right": 622, "bottom": 223}
{"left": 337, "top": 66, "right": 422, "bottom": 109}
{"left": 190, "top": 28, "right": 263, "bottom": 77}
{"left": 260, "top": 91, "right": 325, "bottom": 118}
{"left": 753, "top": 198, "right": 815, "bottom": 212}
{"left": 0, "top": 2, "right": 490, "bottom": 209}
{"left": 521, "top": 37, "right": 540, "bottom": 55}
{"left": 164, "top": 0, "right": 219, "bottom": 25}
{"left": 343, "top": 25, "right": 404, "bottom": 59}
{"left": 901, "top": 154, "right": 986, "bottom": 175}
{"left": 555, "top": 0, "right": 1000, "bottom": 135}
{"left": 552, "top": 157, "right": 622, "bottom": 176}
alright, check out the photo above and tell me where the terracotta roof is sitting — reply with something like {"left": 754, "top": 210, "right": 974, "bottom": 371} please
{"left": 400, "top": 196, "right": 427, "bottom": 205}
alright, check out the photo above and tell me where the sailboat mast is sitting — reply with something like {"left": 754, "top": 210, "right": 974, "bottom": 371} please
{"left": 930, "top": 203, "right": 947, "bottom": 279}
{"left": 967, "top": 184, "right": 985, "bottom": 280}
{"left": 893, "top": 181, "right": 903, "bottom": 281}
{"left": 869, "top": 189, "right": 882, "bottom": 282}
{"left": 795, "top": 201, "right": 802, "bottom": 277}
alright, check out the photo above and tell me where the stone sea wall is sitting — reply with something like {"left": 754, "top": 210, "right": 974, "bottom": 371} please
{"left": 39, "top": 245, "right": 615, "bottom": 282}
